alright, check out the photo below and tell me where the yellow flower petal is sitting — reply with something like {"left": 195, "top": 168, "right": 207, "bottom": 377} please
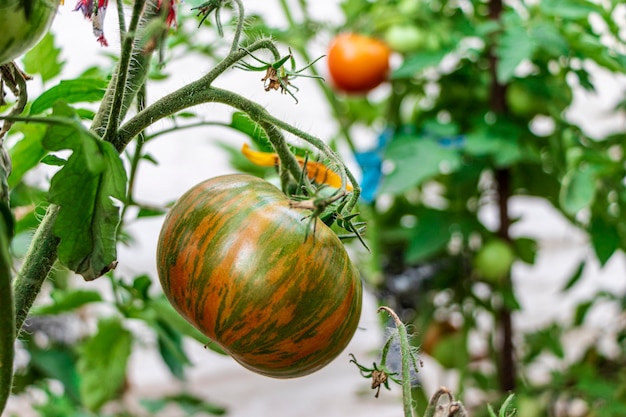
{"left": 241, "top": 143, "right": 352, "bottom": 191}
{"left": 241, "top": 143, "right": 279, "bottom": 167}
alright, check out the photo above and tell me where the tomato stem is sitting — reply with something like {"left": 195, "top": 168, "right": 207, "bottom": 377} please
{"left": 0, "top": 141, "right": 13, "bottom": 416}
{"left": 378, "top": 306, "right": 415, "bottom": 417}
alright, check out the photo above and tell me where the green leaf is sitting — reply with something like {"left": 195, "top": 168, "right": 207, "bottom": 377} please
{"left": 496, "top": 16, "right": 537, "bottom": 83}
{"left": 539, "top": 0, "right": 602, "bottom": 20}
{"left": 561, "top": 260, "right": 585, "bottom": 292}
{"left": 559, "top": 166, "right": 596, "bottom": 215}
{"left": 391, "top": 49, "right": 448, "bottom": 79}
{"left": 30, "top": 78, "right": 108, "bottom": 115}
{"left": 29, "top": 347, "right": 81, "bottom": 403}
{"left": 529, "top": 20, "right": 570, "bottom": 57}
{"left": 405, "top": 209, "right": 451, "bottom": 263}
{"left": 513, "top": 237, "right": 537, "bottom": 265}
{"left": 31, "top": 289, "right": 103, "bottom": 315}
{"left": 380, "top": 135, "right": 462, "bottom": 195}
{"left": 43, "top": 103, "right": 127, "bottom": 280}
{"left": 170, "top": 393, "right": 227, "bottom": 416}
{"left": 229, "top": 112, "right": 270, "bottom": 150}
{"left": 141, "top": 394, "right": 226, "bottom": 416}
{"left": 148, "top": 296, "right": 217, "bottom": 349}
{"left": 153, "top": 319, "right": 191, "bottom": 379}
{"left": 22, "top": 32, "right": 64, "bottom": 83}
{"left": 574, "top": 299, "right": 594, "bottom": 326}
{"left": 7, "top": 123, "right": 48, "bottom": 188}
{"left": 589, "top": 217, "right": 620, "bottom": 266}
{"left": 464, "top": 125, "right": 522, "bottom": 167}
{"left": 77, "top": 318, "right": 133, "bottom": 411}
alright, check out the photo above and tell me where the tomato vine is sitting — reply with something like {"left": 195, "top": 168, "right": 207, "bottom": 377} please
{"left": 1, "top": 0, "right": 360, "bottom": 353}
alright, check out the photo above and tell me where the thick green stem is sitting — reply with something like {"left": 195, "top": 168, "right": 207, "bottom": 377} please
{"left": 0, "top": 147, "right": 13, "bottom": 416}
{"left": 92, "top": 0, "right": 156, "bottom": 137}
{"left": 0, "top": 218, "right": 13, "bottom": 416}
{"left": 13, "top": 205, "right": 60, "bottom": 334}
{"left": 102, "top": 0, "right": 148, "bottom": 143}
{"left": 378, "top": 306, "right": 414, "bottom": 417}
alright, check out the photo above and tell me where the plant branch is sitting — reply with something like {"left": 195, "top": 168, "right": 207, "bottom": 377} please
{"left": 0, "top": 134, "right": 13, "bottom": 416}
{"left": 488, "top": 0, "right": 516, "bottom": 392}
{"left": 378, "top": 306, "right": 414, "bottom": 417}
{"left": 102, "top": 0, "right": 147, "bottom": 143}
{"left": 13, "top": 205, "right": 60, "bottom": 334}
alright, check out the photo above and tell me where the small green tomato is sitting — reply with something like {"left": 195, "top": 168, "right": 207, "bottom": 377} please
{"left": 474, "top": 239, "right": 515, "bottom": 283}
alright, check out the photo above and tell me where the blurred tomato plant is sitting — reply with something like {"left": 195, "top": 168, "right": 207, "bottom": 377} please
{"left": 239, "top": 0, "right": 626, "bottom": 415}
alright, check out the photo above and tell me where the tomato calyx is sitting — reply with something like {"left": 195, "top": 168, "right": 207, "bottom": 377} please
{"left": 235, "top": 47, "right": 325, "bottom": 103}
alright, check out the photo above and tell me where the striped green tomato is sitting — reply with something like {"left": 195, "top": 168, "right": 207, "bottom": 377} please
{"left": 157, "top": 174, "right": 362, "bottom": 378}
{"left": 0, "top": 0, "right": 58, "bottom": 65}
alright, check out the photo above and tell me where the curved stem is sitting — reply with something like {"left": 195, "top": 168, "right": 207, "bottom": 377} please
{"left": 227, "top": 0, "right": 245, "bottom": 56}
{"left": 378, "top": 306, "right": 414, "bottom": 417}
{"left": 276, "top": 0, "right": 356, "bottom": 152}
{"left": 114, "top": 38, "right": 279, "bottom": 149}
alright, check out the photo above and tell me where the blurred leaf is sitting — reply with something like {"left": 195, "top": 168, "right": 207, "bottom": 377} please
{"left": 30, "top": 347, "right": 81, "bottom": 403}
{"left": 561, "top": 260, "right": 586, "bottom": 292}
{"left": 391, "top": 50, "right": 448, "bottom": 79}
{"left": 380, "top": 135, "right": 462, "bottom": 195}
{"left": 523, "top": 323, "right": 564, "bottom": 362}
{"left": 513, "top": 237, "right": 537, "bottom": 264}
{"left": 405, "top": 209, "right": 451, "bottom": 263}
{"left": 77, "top": 318, "right": 132, "bottom": 411}
{"left": 496, "top": 14, "right": 537, "bottom": 83}
{"left": 464, "top": 126, "right": 522, "bottom": 167}
{"left": 216, "top": 141, "right": 270, "bottom": 179}
{"left": 141, "top": 393, "right": 226, "bottom": 416}
{"left": 574, "top": 300, "right": 594, "bottom": 326}
{"left": 539, "top": 0, "right": 602, "bottom": 20}
{"left": 153, "top": 318, "right": 190, "bottom": 379}
{"left": 132, "top": 274, "right": 152, "bottom": 301}
{"left": 172, "top": 393, "right": 227, "bottom": 416}
{"left": 559, "top": 166, "right": 595, "bottom": 215}
{"left": 529, "top": 20, "right": 569, "bottom": 57}
{"left": 136, "top": 206, "right": 166, "bottom": 218}
{"left": 229, "top": 112, "right": 270, "bottom": 150}
{"left": 31, "top": 290, "right": 103, "bottom": 315}
{"left": 148, "top": 296, "right": 221, "bottom": 352}
{"left": 43, "top": 103, "right": 127, "bottom": 280}
{"left": 22, "top": 32, "right": 64, "bottom": 83}
{"left": 589, "top": 216, "right": 620, "bottom": 266}
{"left": 30, "top": 78, "right": 108, "bottom": 115}
{"left": 7, "top": 123, "right": 48, "bottom": 187}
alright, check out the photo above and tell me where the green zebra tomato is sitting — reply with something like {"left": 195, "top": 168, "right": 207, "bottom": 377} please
{"left": 157, "top": 174, "right": 363, "bottom": 378}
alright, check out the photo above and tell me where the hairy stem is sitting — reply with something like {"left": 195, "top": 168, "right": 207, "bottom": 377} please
{"left": 0, "top": 145, "right": 13, "bottom": 416}
{"left": 378, "top": 306, "right": 414, "bottom": 417}
{"left": 227, "top": 0, "right": 245, "bottom": 55}
{"left": 102, "top": 0, "right": 147, "bottom": 143}
{"left": 13, "top": 206, "right": 60, "bottom": 334}
{"left": 0, "top": 217, "right": 13, "bottom": 416}
{"left": 92, "top": 0, "right": 156, "bottom": 137}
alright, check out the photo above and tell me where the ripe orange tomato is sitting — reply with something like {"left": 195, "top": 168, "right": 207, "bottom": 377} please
{"left": 327, "top": 33, "right": 391, "bottom": 93}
